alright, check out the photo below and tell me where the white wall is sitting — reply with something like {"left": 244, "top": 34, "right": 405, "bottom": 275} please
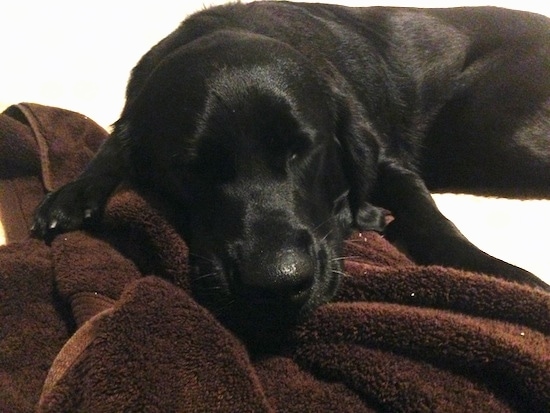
{"left": 1, "top": 1, "right": 549, "bottom": 128}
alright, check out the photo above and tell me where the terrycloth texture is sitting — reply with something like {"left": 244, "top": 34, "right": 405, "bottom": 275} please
{"left": 0, "top": 104, "right": 549, "bottom": 413}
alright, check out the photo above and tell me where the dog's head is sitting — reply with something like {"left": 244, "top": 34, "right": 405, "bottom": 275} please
{"left": 119, "top": 31, "right": 381, "bottom": 332}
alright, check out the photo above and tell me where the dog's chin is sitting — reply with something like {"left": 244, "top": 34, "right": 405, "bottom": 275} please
{"left": 219, "top": 302, "right": 306, "bottom": 347}
{"left": 216, "top": 290, "right": 338, "bottom": 351}
{"left": 189, "top": 253, "right": 342, "bottom": 348}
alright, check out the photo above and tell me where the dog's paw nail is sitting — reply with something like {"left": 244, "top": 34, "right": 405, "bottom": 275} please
{"left": 49, "top": 219, "right": 58, "bottom": 229}
{"left": 84, "top": 209, "right": 93, "bottom": 219}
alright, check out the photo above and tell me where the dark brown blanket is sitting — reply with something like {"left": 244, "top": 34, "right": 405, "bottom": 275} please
{"left": 1, "top": 103, "right": 549, "bottom": 413}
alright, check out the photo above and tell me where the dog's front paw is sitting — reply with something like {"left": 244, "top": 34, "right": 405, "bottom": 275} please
{"left": 32, "top": 176, "right": 117, "bottom": 240}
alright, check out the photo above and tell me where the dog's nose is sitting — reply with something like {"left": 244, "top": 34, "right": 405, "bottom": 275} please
{"left": 273, "top": 248, "right": 315, "bottom": 293}
{"left": 239, "top": 248, "right": 315, "bottom": 306}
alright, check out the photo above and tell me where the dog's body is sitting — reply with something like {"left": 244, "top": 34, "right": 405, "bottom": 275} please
{"left": 33, "top": 2, "right": 550, "bottom": 330}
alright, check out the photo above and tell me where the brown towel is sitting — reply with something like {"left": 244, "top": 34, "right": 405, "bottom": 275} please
{"left": 0, "top": 104, "right": 548, "bottom": 413}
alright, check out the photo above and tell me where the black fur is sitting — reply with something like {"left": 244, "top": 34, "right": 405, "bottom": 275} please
{"left": 32, "top": 2, "right": 550, "bottom": 328}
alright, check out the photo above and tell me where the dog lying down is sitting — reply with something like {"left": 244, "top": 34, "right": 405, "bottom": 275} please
{"left": 32, "top": 2, "right": 550, "bottom": 329}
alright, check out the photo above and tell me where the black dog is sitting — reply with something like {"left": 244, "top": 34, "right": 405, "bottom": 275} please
{"left": 33, "top": 2, "right": 550, "bottom": 329}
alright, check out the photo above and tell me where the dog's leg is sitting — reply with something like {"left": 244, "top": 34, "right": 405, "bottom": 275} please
{"left": 32, "top": 130, "right": 127, "bottom": 240}
{"left": 375, "top": 161, "right": 550, "bottom": 291}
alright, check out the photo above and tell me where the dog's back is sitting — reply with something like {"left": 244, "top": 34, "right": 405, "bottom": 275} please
{"left": 128, "top": 2, "right": 550, "bottom": 195}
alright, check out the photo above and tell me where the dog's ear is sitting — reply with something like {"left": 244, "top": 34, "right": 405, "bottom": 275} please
{"left": 334, "top": 93, "right": 387, "bottom": 232}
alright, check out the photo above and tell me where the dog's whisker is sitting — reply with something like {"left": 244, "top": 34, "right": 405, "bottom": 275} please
{"left": 330, "top": 256, "right": 359, "bottom": 263}
{"left": 312, "top": 216, "right": 336, "bottom": 234}
{"left": 212, "top": 299, "right": 237, "bottom": 315}
{"left": 332, "top": 269, "right": 348, "bottom": 277}
{"left": 189, "top": 252, "right": 216, "bottom": 264}
{"left": 330, "top": 256, "right": 347, "bottom": 262}
{"left": 321, "top": 228, "right": 334, "bottom": 243}
{"left": 193, "top": 271, "right": 218, "bottom": 281}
